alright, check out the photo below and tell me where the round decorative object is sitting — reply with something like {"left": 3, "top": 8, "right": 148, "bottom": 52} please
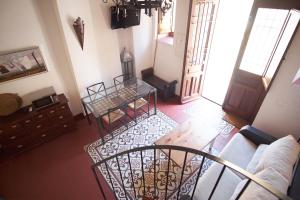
{"left": 0, "top": 93, "right": 22, "bottom": 116}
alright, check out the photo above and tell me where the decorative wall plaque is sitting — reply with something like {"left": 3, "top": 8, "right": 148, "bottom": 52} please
{"left": 0, "top": 47, "right": 47, "bottom": 83}
{"left": 73, "top": 17, "right": 85, "bottom": 50}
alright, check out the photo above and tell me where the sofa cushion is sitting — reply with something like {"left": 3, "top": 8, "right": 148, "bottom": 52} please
{"left": 256, "top": 135, "right": 300, "bottom": 182}
{"left": 246, "top": 144, "right": 268, "bottom": 174}
{"left": 192, "top": 133, "right": 257, "bottom": 200}
{"left": 193, "top": 162, "right": 242, "bottom": 200}
{"left": 219, "top": 133, "right": 257, "bottom": 169}
{"left": 230, "top": 167, "right": 289, "bottom": 200}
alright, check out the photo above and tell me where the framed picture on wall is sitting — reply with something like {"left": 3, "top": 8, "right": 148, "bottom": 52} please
{"left": 0, "top": 46, "right": 47, "bottom": 83}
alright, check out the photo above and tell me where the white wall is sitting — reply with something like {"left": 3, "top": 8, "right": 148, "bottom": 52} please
{"left": 55, "top": 0, "right": 154, "bottom": 95}
{"left": 0, "top": 0, "right": 83, "bottom": 114}
{"left": 0, "top": 0, "right": 63, "bottom": 100}
{"left": 253, "top": 27, "right": 300, "bottom": 139}
{"left": 89, "top": 0, "right": 126, "bottom": 84}
{"left": 154, "top": 0, "right": 190, "bottom": 95}
{"left": 36, "top": 0, "right": 82, "bottom": 114}
{"left": 132, "top": 14, "right": 157, "bottom": 78}
{"left": 55, "top": 0, "right": 122, "bottom": 97}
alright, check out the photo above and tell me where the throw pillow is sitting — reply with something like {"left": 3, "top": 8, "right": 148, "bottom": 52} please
{"left": 255, "top": 135, "right": 300, "bottom": 181}
{"left": 230, "top": 167, "right": 289, "bottom": 200}
{"left": 246, "top": 144, "right": 268, "bottom": 174}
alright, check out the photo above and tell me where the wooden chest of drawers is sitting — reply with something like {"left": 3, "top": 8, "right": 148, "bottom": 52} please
{"left": 0, "top": 94, "right": 75, "bottom": 160}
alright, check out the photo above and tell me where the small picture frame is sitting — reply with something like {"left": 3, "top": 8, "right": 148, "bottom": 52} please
{"left": 0, "top": 46, "right": 47, "bottom": 83}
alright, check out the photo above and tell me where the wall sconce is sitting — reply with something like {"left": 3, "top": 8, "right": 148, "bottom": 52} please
{"left": 73, "top": 17, "right": 85, "bottom": 50}
{"left": 292, "top": 68, "right": 300, "bottom": 86}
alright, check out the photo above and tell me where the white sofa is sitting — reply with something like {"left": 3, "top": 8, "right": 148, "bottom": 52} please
{"left": 192, "top": 125, "right": 300, "bottom": 200}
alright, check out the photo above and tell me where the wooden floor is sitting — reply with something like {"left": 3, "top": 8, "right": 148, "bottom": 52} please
{"left": 223, "top": 112, "right": 249, "bottom": 129}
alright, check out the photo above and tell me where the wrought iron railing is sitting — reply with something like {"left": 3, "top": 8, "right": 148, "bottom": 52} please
{"left": 91, "top": 145, "right": 292, "bottom": 200}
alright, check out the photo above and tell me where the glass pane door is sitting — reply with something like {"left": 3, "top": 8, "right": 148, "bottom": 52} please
{"left": 239, "top": 8, "right": 289, "bottom": 75}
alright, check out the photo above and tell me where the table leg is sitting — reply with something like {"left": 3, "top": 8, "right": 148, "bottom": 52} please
{"left": 154, "top": 90, "right": 157, "bottom": 115}
{"left": 96, "top": 117, "right": 105, "bottom": 143}
{"left": 82, "top": 100, "right": 91, "bottom": 125}
{"left": 147, "top": 93, "right": 150, "bottom": 118}
{"left": 209, "top": 138, "right": 216, "bottom": 152}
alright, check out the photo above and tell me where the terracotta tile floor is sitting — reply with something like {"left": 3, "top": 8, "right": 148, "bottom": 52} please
{"left": 0, "top": 97, "right": 247, "bottom": 200}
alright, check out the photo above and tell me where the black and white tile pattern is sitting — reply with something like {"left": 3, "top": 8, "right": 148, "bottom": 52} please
{"left": 86, "top": 109, "right": 234, "bottom": 199}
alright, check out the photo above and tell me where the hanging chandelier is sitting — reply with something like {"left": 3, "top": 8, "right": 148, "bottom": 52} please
{"left": 102, "top": 0, "right": 173, "bottom": 17}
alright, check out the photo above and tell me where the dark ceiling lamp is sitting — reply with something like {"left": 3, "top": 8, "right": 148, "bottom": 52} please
{"left": 102, "top": 0, "right": 173, "bottom": 17}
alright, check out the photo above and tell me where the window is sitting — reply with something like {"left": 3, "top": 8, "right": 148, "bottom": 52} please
{"left": 158, "top": 0, "right": 176, "bottom": 36}
{"left": 263, "top": 9, "right": 300, "bottom": 87}
{"left": 239, "top": 8, "right": 300, "bottom": 88}
{"left": 239, "top": 8, "right": 289, "bottom": 75}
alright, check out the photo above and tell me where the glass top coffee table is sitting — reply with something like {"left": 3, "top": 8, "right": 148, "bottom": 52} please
{"left": 154, "top": 119, "right": 220, "bottom": 167}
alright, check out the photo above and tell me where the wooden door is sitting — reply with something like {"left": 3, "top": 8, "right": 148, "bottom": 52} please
{"left": 180, "top": 0, "right": 219, "bottom": 103}
{"left": 223, "top": 0, "right": 300, "bottom": 122}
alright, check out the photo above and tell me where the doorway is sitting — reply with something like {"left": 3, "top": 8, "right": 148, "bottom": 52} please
{"left": 201, "top": 0, "right": 254, "bottom": 105}
{"left": 222, "top": 1, "right": 300, "bottom": 122}
{"left": 180, "top": 0, "right": 220, "bottom": 103}
{"left": 180, "top": 0, "right": 254, "bottom": 104}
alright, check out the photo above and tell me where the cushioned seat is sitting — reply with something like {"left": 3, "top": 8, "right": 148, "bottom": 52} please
{"left": 194, "top": 164, "right": 242, "bottom": 200}
{"left": 193, "top": 133, "right": 258, "bottom": 200}
{"left": 128, "top": 98, "right": 147, "bottom": 109}
{"left": 102, "top": 109, "right": 125, "bottom": 124}
{"left": 192, "top": 125, "right": 300, "bottom": 200}
{"left": 219, "top": 133, "right": 257, "bottom": 169}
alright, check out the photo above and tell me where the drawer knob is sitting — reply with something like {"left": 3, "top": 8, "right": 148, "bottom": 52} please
{"left": 11, "top": 125, "right": 17, "bottom": 129}
{"left": 63, "top": 124, "right": 68, "bottom": 128}
{"left": 61, "top": 106, "right": 65, "bottom": 109}
{"left": 25, "top": 120, "right": 31, "bottom": 123}
{"left": 10, "top": 135, "right": 16, "bottom": 140}
{"left": 59, "top": 115, "right": 64, "bottom": 119}
{"left": 36, "top": 125, "right": 42, "bottom": 129}
{"left": 0, "top": 130, "right": 3, "bottom": 134}
{"left": 17, "top": 145, "right": 23, "bottom": 149}
{"left": 41, "top": 134, "right": 46, "bottom": 138}
{"left": 38, "top": 114, "right": 43, "bottom": 118}
{"left": 50, "top": 110, "right": 55, "bottom": 114}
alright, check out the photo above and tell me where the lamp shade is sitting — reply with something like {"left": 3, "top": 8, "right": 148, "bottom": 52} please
{"left": 292, "top": 68, "right": 300, "bottom": 85}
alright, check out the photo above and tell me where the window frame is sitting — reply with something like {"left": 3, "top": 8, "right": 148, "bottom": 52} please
{"left": 158, "top": 0, "right": 176, "bottom": 37}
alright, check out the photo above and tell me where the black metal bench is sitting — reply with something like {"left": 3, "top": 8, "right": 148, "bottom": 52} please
{"left": 141, "top": 68, "right": 177, "bottom": 101}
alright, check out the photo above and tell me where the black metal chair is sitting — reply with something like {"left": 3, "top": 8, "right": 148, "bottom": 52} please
{"left": 113, "top": 74, "right": 151, "bottom": 122}
{"left": 84, "top": 82, "right": 108, "bottom": 125}
{"left": 113, "top": 73, "right": 134, "bottom": 90}
{"left": 128, "top": 92, "right": 151, "bottom": 123}
{"left": 101, "top": 102, "right": 133, "bottom": 137}
{"left": 86, "top": 82, "right": 107, "bottom": 100}
{"left": 86, "top": 82, "right": 130, "bottom": 136}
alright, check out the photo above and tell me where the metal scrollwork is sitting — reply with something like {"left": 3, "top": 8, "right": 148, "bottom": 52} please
{"left": 102, "top": 0, "right": 173, "bottom": 17}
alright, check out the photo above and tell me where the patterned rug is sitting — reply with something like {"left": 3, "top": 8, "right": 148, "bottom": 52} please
{"left": 86, "top": 109, "right": 234, "bottom": 199}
